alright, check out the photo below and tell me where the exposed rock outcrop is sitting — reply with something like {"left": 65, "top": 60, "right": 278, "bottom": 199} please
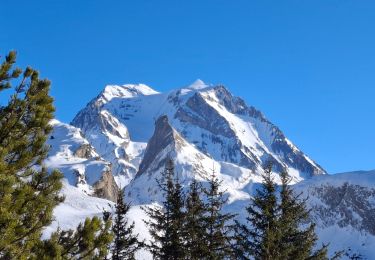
{"left": 137, "top": 115, "right": 183, "bottom": 177}
{"left": 73, "top": 144, "right": 96, "bottom": 159}
{"left": 309, "top": 182, "right": 375, "bottom": 235}
{"left": 93, "top": 167, "right": 119, "bottom": 202}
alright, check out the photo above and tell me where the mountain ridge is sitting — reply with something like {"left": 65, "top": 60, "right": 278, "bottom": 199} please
{"left": 71, "top": 80, "right": 325, "bottom": 186}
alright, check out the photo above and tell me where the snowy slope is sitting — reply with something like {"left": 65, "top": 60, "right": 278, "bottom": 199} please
{"left": 43, "top": 179, "right": 153, "bottom": 259}
{"left": 45, "top": 120, "right": 118, "bottom": 200}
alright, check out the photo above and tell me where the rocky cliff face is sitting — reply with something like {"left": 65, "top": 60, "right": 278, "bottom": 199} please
{"left": 294, "top": 171, "right": 375, "bottom": 257}
{"left": 73, "top": 144, "right": 97, "bottom": 159}
{"left": 296, "top": 171, "right": 375, "bottom": 235}
{"left": 93, "top": 166, "right": 119, "bottom": 202}
{"left": 137, "top": 115, "right": 176, "bottom": 177}
{"left": 312, "top": 183, "right": 375, "bottom": 234}
{"left": 173, "top": 85, "right": 325, "bottom": 177}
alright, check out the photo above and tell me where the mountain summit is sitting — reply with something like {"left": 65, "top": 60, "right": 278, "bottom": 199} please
{"left": 71, "top": 81, "right": 325, "bottom": 189}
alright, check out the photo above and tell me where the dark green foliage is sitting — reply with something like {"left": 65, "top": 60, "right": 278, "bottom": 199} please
{"left": 234, "top": 164, "right": 279, "bottom": 260}
{"left": 143, "top": 158, "right": 186, "bottom": 259}
{"left": 0, "top": 51, "right": 114, "bottom": 259}
{"left": 278, "top": 170, "right": 328, "bottom": 260}
{"left": 0, "top": 51, "right": 64, "bottom": 259}
{"left": 144, "top": 161, "right": 236, "bottom": 259}
{"left": 235, "top": 164, "right": 329, "bottom": 260}
{"left": 36, "top": 215, "right": 113, "bottom": 259}
{"left": 184, "top": 178, "right": 209, "bottom": 259}
{"left": 112, "top": 189, "right": 141, "bottom": 260}
{"left": 203, "top": 170, "right": 236, "bottom": 259}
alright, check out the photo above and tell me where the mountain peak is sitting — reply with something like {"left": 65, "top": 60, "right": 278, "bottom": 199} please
{"left": 187, "top": 79, "right": 209, "bottom": 90}
{"left": 101, "top": 83, "right": 159, "bottom": 102}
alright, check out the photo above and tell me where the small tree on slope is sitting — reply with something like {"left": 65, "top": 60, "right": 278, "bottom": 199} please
{"left": 143, "top": 158, "right": 186, "bottom": 259}
{"left": 36, "top": 215, "right": 113, "bottom": 259}
{"left": 184, "top": 178, "right": 209, "bottom": 259}
{"left": 278, "top": 170, "right": 328, "bottom": 260}
{"left": 234, "top": 164, "right": 279, "bottom": 260}
{"left": 112, "top": 189, "right": 141, "bottom": 260}
{"left": 203, "top": 169, "right": 236, "bottom": 259}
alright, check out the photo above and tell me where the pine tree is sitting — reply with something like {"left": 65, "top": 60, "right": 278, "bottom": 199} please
{"left": 203, "top": 169, "right": 236, "bottom": 259}
{"left": 235, "top": 164, "right": 330, "bottom": 260}
{"left": 36, "top": 215, "right": 113, "bottom": 259}
{"left": 0, "top": 51, "right": 114, "bottom": 259}
{"left": 184, "top": 178, "right": 209, "bottom": 259}
{"left": 278, "top": 170, "right": 328, "bottom": 260}
{"left": 112, "top": 189, "right": 141, "bottom": 260}
{"left": 143, "top": 158, "right": 186, "bottom": 259}
{"left": 234, "top": 163, "right": 280, "bottom": 260}
{"left": 0, "top": 51, "right": 64, "bottom": 259}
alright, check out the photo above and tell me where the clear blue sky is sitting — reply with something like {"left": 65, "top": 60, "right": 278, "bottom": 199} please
{"left": 1, "top": 0, "right": 374, "bottom": 173}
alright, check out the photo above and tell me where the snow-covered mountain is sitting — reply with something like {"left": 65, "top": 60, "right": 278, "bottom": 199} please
{"left": 71, "top": 80, "right": 324, "bottom": 189}
{"left": 45, "top": 80, "right": 375, "bottom": 259}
